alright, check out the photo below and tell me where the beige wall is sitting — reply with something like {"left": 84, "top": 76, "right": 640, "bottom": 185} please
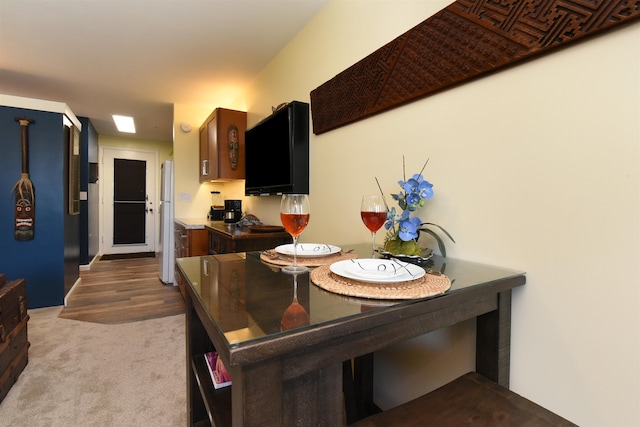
{"left": 173, "top": 1, "right": 640, "bottom": 425}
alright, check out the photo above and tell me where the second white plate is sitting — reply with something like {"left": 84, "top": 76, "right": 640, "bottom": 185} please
{"left": 330, "top": 259, "right": 425, "bottom": 283}
{"left": 275, "top": 243, "right": 341, "bottom": 258}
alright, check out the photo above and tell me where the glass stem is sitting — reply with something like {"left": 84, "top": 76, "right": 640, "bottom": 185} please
{"left": 292, "top": 236, "right": 299, "bottom": 267}
{"left": 371, "top": 232, "right": 376, "bottom": 258}
{"left": 293, "top": 274, "right": 298, "bottom": 301}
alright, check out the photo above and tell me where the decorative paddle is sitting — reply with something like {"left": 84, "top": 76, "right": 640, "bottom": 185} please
{"left": 13, "top": 117, "right": 35, "bottom": 241}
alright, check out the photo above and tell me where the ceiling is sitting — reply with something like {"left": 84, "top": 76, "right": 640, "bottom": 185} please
{"left": 0, "top": 0, "right": 329, "bottom": 142}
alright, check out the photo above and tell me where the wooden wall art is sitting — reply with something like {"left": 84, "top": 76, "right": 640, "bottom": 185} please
{"left": 13, "top": 118, "right": 35, "bottom": 241}
{"left": 310, "top": 0, "right": 640, "bottom": 135}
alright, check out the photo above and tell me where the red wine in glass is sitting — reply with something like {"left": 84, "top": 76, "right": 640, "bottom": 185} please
{"left": 280, "top": 273, "right": 309, "bottom": 331}
{"left": 280, "top": 194, "right": 311, "bottom": 273}
{"left": 361, "top": 195, "right": 386, "bottom": 258}
{"left": 361, "top": 211, "right": 386, "bottom": 233}
{"left": 280, "top": 213, "right": 310, "bottom": 238}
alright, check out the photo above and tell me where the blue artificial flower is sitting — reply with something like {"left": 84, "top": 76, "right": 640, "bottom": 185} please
{"left": 400, "top": 175, "right": 422, "bottom": 195}
{"left": 418, "top": 180, "right": 433, "bottom": 200}
{"left": 406, "top": 192, "right": 421, "bottom": 211}
{"left": 380, "top": 160, "right": 442, "bottom": 243}
{"left": 377, "top": 158, "right": 454, "bottom": 256}
{"left": 384, "top": 207, "right": 397, "bottom": 230}
{"left": 397, "top": 216, "right": 422, "bottom": 241}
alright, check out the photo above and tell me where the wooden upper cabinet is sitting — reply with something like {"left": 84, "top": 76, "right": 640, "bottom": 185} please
{"left": 199, "top": 108, "right": 247, "bottom": 182}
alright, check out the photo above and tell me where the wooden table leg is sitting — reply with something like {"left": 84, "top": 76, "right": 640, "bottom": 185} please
{"left": 343, "top": 360, "right": 358, "bottom": 424}
{"left": 234, "top": 361, "right": 346, "bottom": 426}
{"left": 476, "top": 289, "right": 512, "bottom": 387}
{"left": 354, "top": 353, "right": 379, "bottom": 418}
{"left": 232, "top": 361, "right": 282, "bottom": 427}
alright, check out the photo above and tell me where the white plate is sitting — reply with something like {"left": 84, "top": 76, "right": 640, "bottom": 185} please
{"left": 330, "top": 259, "right": 425, "bottom": 283}
{"left": 275, "top": 243, "right": 341, "bottom": 258}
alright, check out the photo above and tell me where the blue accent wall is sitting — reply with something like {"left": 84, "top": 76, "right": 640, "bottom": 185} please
{"left": 0, "top": 105, "right": 78, "bottom": 308}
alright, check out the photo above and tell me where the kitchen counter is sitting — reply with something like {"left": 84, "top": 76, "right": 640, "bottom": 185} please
{"left": 205, "top": 221, "right": 291, "bottom": 254}
{"left": 175, "top": 218, "right": 291, "bottom": 255}
{"left": 174, "top": 218, "right": 208, "bottom": 229}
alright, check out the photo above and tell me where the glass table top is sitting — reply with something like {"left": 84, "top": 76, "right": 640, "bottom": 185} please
{"left": 176, "top": 244, "right": 524, "bottom": 348}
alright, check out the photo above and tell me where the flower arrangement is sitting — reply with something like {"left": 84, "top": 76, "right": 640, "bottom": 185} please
{"left": 376, "top": 158, "right": 455, "bottom": 257}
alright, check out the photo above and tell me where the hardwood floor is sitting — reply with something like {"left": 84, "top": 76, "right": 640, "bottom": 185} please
{"left": 59, "top": 256, "right": 185, "bottom": 324}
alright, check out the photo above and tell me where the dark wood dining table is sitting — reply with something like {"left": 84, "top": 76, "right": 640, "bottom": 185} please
{"left": 177, "top": 244, "right": 525, "bottom": 427}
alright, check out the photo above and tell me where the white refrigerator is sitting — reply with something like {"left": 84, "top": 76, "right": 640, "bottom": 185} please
{"left": 158, "top": 160, "right": 175, "bottom": 285}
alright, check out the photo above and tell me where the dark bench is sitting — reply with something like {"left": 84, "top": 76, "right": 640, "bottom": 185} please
{"left": 350, "top": 372, "right": 577, "bottom": 427}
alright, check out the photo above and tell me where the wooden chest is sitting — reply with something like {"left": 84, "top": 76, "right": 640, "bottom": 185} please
{"left": 0, "top": 274, "right": 28, "bottom": 343}
{"left": 0, "top": 274, "right": 29, "bottom": 404}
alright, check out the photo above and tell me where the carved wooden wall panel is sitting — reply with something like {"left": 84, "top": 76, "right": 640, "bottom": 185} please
{"left": 310, "top": 0, "right": 640, "bottom": 135}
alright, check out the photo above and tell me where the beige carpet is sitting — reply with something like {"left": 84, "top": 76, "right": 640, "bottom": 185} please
{"left": 0, "top": 306, "right": 186, "bottom": 426}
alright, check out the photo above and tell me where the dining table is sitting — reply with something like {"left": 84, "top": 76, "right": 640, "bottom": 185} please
{"left": 176, "top": 242, "right": 526, "bottom": 427}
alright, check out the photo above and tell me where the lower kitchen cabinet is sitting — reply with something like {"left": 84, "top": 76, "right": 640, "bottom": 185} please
{"left": 174, "top": 221, "right": 209, "bottom": 298}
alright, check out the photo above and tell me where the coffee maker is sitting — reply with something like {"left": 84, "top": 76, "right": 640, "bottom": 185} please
{"left": 209, "top": 191, "right": 225, "bottom": 221}
{"left": 224, "top": 199, "right": 242, "bottom": 223}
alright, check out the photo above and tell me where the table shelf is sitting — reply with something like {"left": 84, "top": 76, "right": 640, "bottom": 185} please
{"left": 192, "top": 354, "right": 232, "bottom": 427}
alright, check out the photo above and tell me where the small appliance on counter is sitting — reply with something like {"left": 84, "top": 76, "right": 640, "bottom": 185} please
{"left": 224, "top": 199, "right": 242, "bottom": 223}
{"left": 209, "top": 191, "right": 225, "bottom": 221}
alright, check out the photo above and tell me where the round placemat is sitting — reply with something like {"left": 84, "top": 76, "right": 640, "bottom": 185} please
{"left": 310, "top": 264, "right": 451, "bottom": 300}
{"left": 260, "top": 249, "right": 358, "bottom": 267}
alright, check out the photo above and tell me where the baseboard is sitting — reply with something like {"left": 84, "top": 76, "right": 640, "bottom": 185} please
{"left": 79, "top": 254, "right": 100, "bottom": 271}
{"left": 64, "top": 277, "right": 82, "bottom": 307}
{"left": 100, "top": 252, "right": 156, "bottom": 261}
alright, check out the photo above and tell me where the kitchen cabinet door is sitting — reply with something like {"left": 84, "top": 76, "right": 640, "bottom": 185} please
{"left": 199, "top": 108, "right": 247, "bottom": 182}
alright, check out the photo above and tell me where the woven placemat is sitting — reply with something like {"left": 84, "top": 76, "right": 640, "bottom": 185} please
{"left": 260, "top": 249, "right": 358, "bottom": 267}
{"left": 310, "top": 264, "right": 451, "bottom": 300}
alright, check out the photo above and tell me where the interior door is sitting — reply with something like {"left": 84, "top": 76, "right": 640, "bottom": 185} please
{"left": 101, "top": 148, "right": 157, "bottom": 255}
{"left": 113, "top": 158, "right": 146, "bottom": 244}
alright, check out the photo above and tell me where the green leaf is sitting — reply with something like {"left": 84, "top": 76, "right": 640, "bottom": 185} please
{"left": 420, "top": 228, "right": 447, "bottom": 257}
{"left": 420, "top": 222, "right": 456, "bottom": 243}
{"left": 418, "top": 223, "right": 456, "bottom": 258}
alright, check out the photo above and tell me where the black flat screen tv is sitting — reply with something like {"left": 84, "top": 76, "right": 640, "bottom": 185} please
{"left": 244, "top": 101, "right": 309, "bottom": 196}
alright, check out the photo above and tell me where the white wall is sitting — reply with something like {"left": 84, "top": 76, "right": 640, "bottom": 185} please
{"left": 174, "top": 1, "right": 640, "bottom": 425}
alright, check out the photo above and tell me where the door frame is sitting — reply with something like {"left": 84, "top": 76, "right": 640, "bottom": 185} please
{"left": 99, "top": 146, "right": 158, "bottom": 255}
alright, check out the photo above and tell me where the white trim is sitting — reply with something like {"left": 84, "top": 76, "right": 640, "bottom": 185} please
{"left": 99, "top": 146, "right": 159, "bottom": 255}
{"left": 64, "top": 277, "right": 82, "bottom": 307}
{"left": 79, "top": 253, "right": 100, "bottom": 271}
{"left": 0, "top": 93, "right": 82, "bottom": 129}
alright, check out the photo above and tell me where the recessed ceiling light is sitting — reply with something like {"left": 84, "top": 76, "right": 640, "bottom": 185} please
{"left": 112, "top": 115, "right": 136, "bottom": 133}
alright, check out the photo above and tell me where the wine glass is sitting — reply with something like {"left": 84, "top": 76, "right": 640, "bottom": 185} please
{"left": 281, "top": 273, "right": 310, "bottom": 331}
{"left": 361, "top": 195, "right": 386, "bottom": 258}
{"left": 280, "top": 194, "right": 310, "bottom": 273}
